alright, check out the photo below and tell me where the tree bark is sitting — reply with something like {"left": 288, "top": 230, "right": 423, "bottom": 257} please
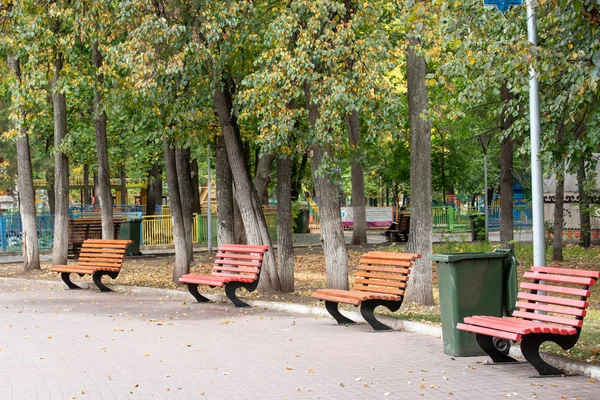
{"left": 277, "top": 156, "right": 294, "bottom": 292}
{"left": 175, "top": 146, "right": 194, "bottom": 260}
{"left": 305, "top": 83, "right": 349, "bottom": 290}
{"left": 255, "top": 154, "right": 276, "bottom": 206}
{"left": 51, "top": 52, "right": 70, "bottom": 266}
{"left": 213, "top": 80, "right": 281, "bottom": 292}
{"left": 84, "top": 164, "right": 91, "bottom": 205}
{"left": 552, "top": 170, "right": 565, "bottom": 261}
{"left": 499, "top": 84, "right": 514, "bottom": 249}
{"left": 346, "top": 111, "right": 367, "bottom": 245}
{"left": 92, "top": 42, "right": 114, "bottom": 239}
{"left": 405, "top": 34, "right": 434, "bottom": 305}
{"left": 8, "top": 55, "right": 40, "bottom": 270}
{"left": 164, "top": 139, "right": 190, "bottom": 281}
{"left": 147, "top": 162, "right": 161, "bottom": 215}
{"left": 216, "top": 136, "right": 235, "bottom": 247}
{"left": 577, "top": 156, "right": 591, "bottom": 248}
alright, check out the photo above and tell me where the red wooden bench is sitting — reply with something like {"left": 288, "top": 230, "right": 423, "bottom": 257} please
{"left": 457, "top": 265, "right": 600, "bottom": 376}
{"left": 178, "top": 244, "right": 270, "bottom": 307}
{"left": 311, "top": 251, "right": 421, "bottom": 330}
{"left": 51, "top": 239, "right": 132, "bottom": 292}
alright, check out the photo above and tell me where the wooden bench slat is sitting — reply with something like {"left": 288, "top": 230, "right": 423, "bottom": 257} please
{"left": 354, "top": 277, "right": 408, "bottom": 288}
{"left": 213, "top": 266, "right": 260, "bottom": 274}
{"left": 214, "top": 260, "right": 262, "bottom": 268}
{"left": 517, "top": 292, "right": 588, "bottom": 309}
{"left": 219, "top": 244, "right": 269, "bottom": 253}
{"left": 520, "top": 282, "right": 591, "bottom": 297}
{"left": 310, "top": 292, "right": 362, "bottom": 306}
{"left": 515, "top": 301, "right": 586, "bottom": 317}
{"left": 456, "top": 323, "right": 522, "bottom": 341}
{"left": 353, "top": 284, "right": 405, "bottom": 295}
{"left": 357, "top": 265, "right": 411, "bottom": 274}
{"left": 359, "top": 258, "right": 413, "bottom": 267}
{"left": 355, "top": 271, "right": 410, "bottom": 280}
{"left": 511, "top": 310, "right": 584, "bottom": 328}
{"left": 179, "top": 275, "right": 227, "bottom": 286}
{"left": 523, "top": 272, "right": 595, "bottom": 286}
{"left": 463, "top": 316, "right": 533, "bottom": 334}
{"left": 531, "top": 266, "right": 600, "bottom": 279}
{"left": 215, "top": 252, "right": 265, "bottom": 261}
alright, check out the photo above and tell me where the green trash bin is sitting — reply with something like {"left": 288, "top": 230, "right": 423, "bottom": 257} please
{"left": 430, "top": 252, "right": 514, "bottom": 357}
{"left": 294, "top": 208, "right": 310, "bottom": 233}
{"left": 119, "top": 219, "right": 142, "bottom": 256}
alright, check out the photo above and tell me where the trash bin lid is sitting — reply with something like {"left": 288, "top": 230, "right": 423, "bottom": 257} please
{"left": 429, "top": 252, "right": 507, "bottom": 262}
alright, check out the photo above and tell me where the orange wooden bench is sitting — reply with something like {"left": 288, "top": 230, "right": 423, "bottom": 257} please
{"left": 311, "top": 251, "right": 421, "bottom": 330}
{"left": 457, "top": 265, "right": 600, "bottom": 376}
{"left": 51, "top": 239, "right": 132, "bottom": 292}
{"left": 179, "top": 244, "right": 270, "bottom": 307}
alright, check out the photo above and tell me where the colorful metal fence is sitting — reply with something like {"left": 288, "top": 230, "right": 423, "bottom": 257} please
{"left": 0, "top": 214, "right": 54, "bottom": 252}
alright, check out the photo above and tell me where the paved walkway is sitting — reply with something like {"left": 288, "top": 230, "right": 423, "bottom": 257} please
{"left": 0, "top": 279, "right": 597, "bottom": 399}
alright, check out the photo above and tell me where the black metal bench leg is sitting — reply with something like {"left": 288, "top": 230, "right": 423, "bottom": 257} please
{"left": 520, "top": 334, "right": 578, "bottom": 376}
{"left": 93, "top": 271, "right": 119, "bottom": 292}
{"left": 187, "top": 284, "right": 211, "bottom": 303}
{"left": 225, "top": 281, "right": 257, "bottom": 308}
{"left": 61, "top": 272, "right": 83, "bottom": 290}
{"left": 476, "top": 334, "right": 518, "bottom": 363}
{"left": 324, "top": 301, "right": 356, "bottom": 325}
{"left": 360, "top": 300, "right": 401, "bottom": 331}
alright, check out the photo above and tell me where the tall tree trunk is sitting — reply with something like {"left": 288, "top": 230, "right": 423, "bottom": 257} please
{"left": 120, "top": 164, "right": 127, "bottom": 207}
{"left": 277, "top": 156, "right": 294, "bottom": 292}
{"left": 84, "top": 164, "right": 91, "bottom": 205}
{"left": 191, "top": 159, "right": 201, "bottom": 214}
{"left": 499, "top": 84, "right": 514, "bottom": 249}
{"left": 305, "top": 83, "right": 349, "bottom": 290}
{"left": 577, "top": 156, "right": 591, "bottom": 248}
{"left": 255, "top": 154, "right": 276, "bottom": 206}
{"left": 213, "top": 80, "right": 281, "bottom": 292}
{"left": 176, "top": 147, "right": 194, "bottom": 260}
{"left": 51, "top": 52, "right": 70, "bottom": 266}
{"left": 552, "top": 171, "right": 565, "bottom": 261}
{"left": 8, "top": 55, "right": 40, "bottom": 271}
{"left": 147, "top": 162, "right": 161, "bottom": 216}
{"left": 92, "top": 42, "right": 114, "bottom": 239}
{"left": 405, "top": 34, "right": 434, "bottom": 305}
{"left": 216, "top": 136, "right": 235, "bottom": 247}
{"left": 347, "top": 110, "right": 367, "bottom": 245}
{"left": 164, "top": 139, "right": 190, "bottom": 281}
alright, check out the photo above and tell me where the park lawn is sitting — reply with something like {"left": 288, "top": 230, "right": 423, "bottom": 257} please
{"left": 1, "top": 241, "right": 599, "bottom": 365}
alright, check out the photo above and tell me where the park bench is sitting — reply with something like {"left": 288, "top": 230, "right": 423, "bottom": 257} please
{"left": 178, "top": 244, "right": 270, "bottom": 307}
{"left": 68, "top": 216, "right": 126, "bottom": 258}
{"left": 384, "top": 212, "right": 410, "bottom": 243}
{"left": 311, "top": 251, "right": 421, "bottom": 331}
{"left": 457, "top": 265, "right": 600, "bottom": 376}
{"left": 51, "top": 239, "right": 132, "bottom": 292}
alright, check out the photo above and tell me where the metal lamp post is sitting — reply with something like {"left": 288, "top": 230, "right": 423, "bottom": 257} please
{"left": 478, "top": 133, "right": 492, "bottom": 241}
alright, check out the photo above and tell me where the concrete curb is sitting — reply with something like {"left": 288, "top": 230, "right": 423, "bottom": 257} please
{"left": 2, "top": 276, "right": 598, "bottom": 379}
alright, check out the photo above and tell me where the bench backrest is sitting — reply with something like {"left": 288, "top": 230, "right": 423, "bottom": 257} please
{"left": 352, "top": 251, "right": 421, "bottom": 296}
{"left": 210, "top": 244, "right": 270, "bottom": 281}
{"left": 398, "top": 212, "right": 410, "bottom": 234}
{"left": 77, "top": 239, "right": 132, "bottom": 271}
{"left": 69, "top": 217, "right": 126, "bottom": 242}
{"left": 514, "top": 266, "right": 600, "bottom": 330}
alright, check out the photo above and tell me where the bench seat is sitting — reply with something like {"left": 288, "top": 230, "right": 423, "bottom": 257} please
{"left": 457, "top": 265, "right": 600, "bottom": 376}
{"left": 51, "top": 239, "right": 132, "bottom": 292}
{"left": 311, "top": 251, "right": 421, "bottom": 331}
{"left": 179, "top": 244, "right": 269, "bottom": 307}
